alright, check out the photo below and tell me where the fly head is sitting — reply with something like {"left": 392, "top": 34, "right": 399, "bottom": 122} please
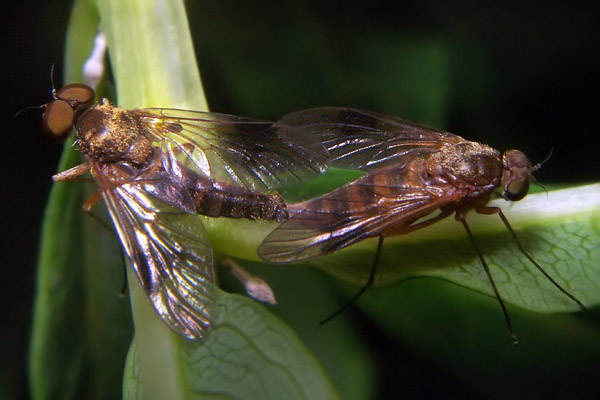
{"left": 501, "top": 149, "right": 535, "bottom": 201}
{"left": 42, "top": 83, "right": 96, "bottom": 140}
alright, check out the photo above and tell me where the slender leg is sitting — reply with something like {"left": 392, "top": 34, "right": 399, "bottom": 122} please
{"left": 319, "top": 211, "right": 453, "bottom": 325}
{"left": 478, "top": 206, "right": 585, "bottom": 310}
{"left": 456, "top": 212, "right": 519, "bottom": 345}
{"left": 320, "top": 236, "right": 385, "bottom": 325}
{"left": 52, "top": 163, "right": 91, "bottom": 182}
{"left": 79, "top": 191, "right": 118, "bottom": 237}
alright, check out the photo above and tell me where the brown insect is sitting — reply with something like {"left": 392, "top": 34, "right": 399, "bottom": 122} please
{"left": 258, "top": 107, "right": 585, "bottom": 343}
{"left": 42, "top": 84, "right": 329, "bottom": 340}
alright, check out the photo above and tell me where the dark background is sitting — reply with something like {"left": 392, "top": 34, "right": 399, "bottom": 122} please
{"left": 3, "top": 1, "right": 599, "bottom": 398}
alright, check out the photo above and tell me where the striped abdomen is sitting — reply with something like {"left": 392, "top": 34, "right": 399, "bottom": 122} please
{"left": 191, "top": 185, "right": 288, "bottom": 222}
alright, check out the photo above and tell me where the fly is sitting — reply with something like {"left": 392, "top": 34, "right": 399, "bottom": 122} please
{"left": 42, "top": 84, "right": 329, "bottom": 340}
{"left": 258, "top": 107, "right": 585, "bottom": 344}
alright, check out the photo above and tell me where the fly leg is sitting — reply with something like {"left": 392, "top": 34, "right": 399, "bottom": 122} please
{"left": 53, "top": 161, "right": 127, "bottom": 293}
{"left": 80, "top": 191, "right": 119, "bottom": 239}
{"left": 53, "top": 163, "right": 116, "bottom": 236}
{"left": 320, "top": 236, "right": 385, "bottom": 325}
{"left": 477, "top": 206, "right": 586, "bottom": 310}
{"left": 220, "top": 255, "right": 277, "bottom": 305}
{"left": 320, "top": 210, "right": 454, "bottom": 325}
{"left": 52, "top": 163, "right": 91, "bottom": 183}
{"left": 456, "top": 211, "right": 519, "bottom": 345}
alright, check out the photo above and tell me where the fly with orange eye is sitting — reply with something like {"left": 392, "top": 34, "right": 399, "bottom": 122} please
{"left": 42, "top": 84, "right": 329, "bottom": 340}
{"left": 258, "top": 107, "right": 585, "bottom": 344}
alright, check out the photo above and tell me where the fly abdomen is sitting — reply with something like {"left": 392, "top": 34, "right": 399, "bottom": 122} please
{"left": 192, "top": 187, "right": 288, "bottom": 222}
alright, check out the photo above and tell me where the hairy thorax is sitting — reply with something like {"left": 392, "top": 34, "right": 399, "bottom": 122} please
{"left": 75, "top": 102, "right": 153, "bottom": 166}
{"left": 423, "top": 141, "right": 503, "bottom": 211}
{"left": 426, "top": 141, "right": 502, "bottom": 188}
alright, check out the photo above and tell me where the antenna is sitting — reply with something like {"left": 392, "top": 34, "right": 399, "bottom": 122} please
{"left": 532, "top": 147, "right": 553, "bottom": 198}
{"left": 532, "top": 147, "right": 553, "bottom": 172}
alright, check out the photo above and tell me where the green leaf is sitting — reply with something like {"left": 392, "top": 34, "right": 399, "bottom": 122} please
{"left": 310, "top": 183, "right": 600, "bottom": 312}
{"left": 123, "top": 286, "right": 338, "bottom": 400}
{"left": 218, "top": 261, "right": 376, "bottom": 400}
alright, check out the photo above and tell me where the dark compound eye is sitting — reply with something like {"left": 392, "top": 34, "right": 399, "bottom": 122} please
{"left": 504, "top": 177, "right": 529, "bottom": 201}
{"left": 42, "top": 84, "right": 96, "bottom": 140}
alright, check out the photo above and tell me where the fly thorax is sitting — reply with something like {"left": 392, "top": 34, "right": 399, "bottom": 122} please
{"left": 76, "top": 104, "right": 153, "bottom": 166}
{"left": 427, "top": 141, "right": 502, "bottom": 188}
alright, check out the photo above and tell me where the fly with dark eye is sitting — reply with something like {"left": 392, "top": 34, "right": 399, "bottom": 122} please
{"left": 258, "top": 107, "right": 586, "bottom": 344}
{"left": 42, "top": 84, "right": 329, "bottom": 340}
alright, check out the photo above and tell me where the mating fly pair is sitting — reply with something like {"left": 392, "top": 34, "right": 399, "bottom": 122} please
{"left": 43, "top": 83, "right": 329, "bottom": 340}
{"left": 259, "top": 108, "right": 586, "bottom": 343}
{"left": 45, "top": 84, "right": 585, "bottom": 343}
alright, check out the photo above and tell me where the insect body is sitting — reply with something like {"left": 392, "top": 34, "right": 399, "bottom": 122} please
{"left": 258, "top": 108, "right": 584, "bottom": 342}
{"left": 43, "top": 84, "right": 329, "bottom": 340}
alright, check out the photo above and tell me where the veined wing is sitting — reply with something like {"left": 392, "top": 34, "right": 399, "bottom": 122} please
{"left": 98, "top": 166, "right": 215, "bottom": 340}
{"left": 133, "top": 108, "right": 330, "bottom": 192}
{"left": 279, "top": 108, "right": 464, "bottom": 172}
{"left": 258, "top": 169, "right": 463, "bottom": 263}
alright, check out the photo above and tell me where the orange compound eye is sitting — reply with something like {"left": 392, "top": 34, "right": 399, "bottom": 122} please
{"left": 42, "top": 99, "right": 75, "bottom": 140}
{"left": 56, "top": 83, "right": 96, "bottom": 109}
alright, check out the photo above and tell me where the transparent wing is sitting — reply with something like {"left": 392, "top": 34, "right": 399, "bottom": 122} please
{"left": 99, "top": 171, "right": 215, "bottom": 340}
{"left": 258, "top": 170, "right": 462, "bottom": 263}
{"left": 133, "top": 108, "right": 330, "bottom": 191}
{"left": 279, "top": 107, "right": 464, "bottom": 172}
